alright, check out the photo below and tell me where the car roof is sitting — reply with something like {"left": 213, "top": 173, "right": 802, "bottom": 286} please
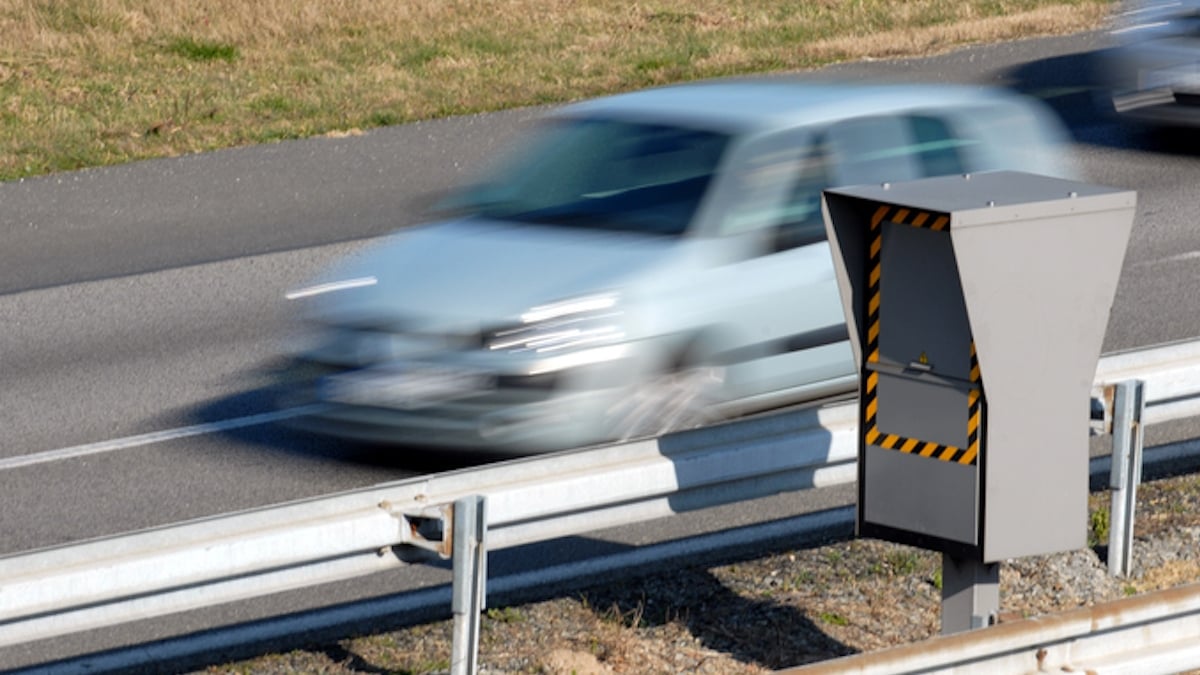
{"left": 555, "top": 78, "right": 1025, "bottom": 134}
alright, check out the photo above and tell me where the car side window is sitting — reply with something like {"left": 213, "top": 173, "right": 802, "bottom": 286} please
{"left": 715, "top": 131, "right": 832, "bottom": 252}
{"left": 827, "top": 115, "right": 921, "bottom": 185}
{"left": 909, "top": 115, "right": 970, "bottom": 177}
{"left": 827, "top": 113, "right": 973, "bottom": 185}
{"left": 771, "top": 136, "right": 833, "bottom": 252}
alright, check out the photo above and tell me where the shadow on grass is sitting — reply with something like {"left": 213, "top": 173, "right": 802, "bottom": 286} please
{"left": 575, "top": 565, "right": 856, "bottom": 669}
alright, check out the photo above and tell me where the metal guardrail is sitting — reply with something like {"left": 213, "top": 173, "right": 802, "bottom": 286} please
{"left": 0, "top": 398, "right": 861, "bottom": 651}
{"left": 1095, "top": 339, "right": 1200, "bottom": 427}
{"left": 3, "top": 338, "right": 1200, "bottom": 672}
{"left": 781, "top": 580, "right": 1200, "bottom": 675}
{"left": 1093, "top": 339, "right": 1200, "bottom": 577}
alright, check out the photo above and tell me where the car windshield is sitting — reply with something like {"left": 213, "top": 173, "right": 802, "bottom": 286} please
{"left": 452, "top": 117, "right": 732, "bottom": 236}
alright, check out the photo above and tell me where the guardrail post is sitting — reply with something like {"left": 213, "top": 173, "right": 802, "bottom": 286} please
{"left": 451, "top": 495, "right": 487, "bottom": 675}
{"left": 1108, "top": 380, "right": 1146, "bottom": 577}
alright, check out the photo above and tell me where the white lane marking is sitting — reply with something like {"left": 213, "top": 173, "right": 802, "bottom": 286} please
{"left": 1134, "top": 250, "right": 1200, "bottom": 267}
{"left": 0, "top": 405, "right": 327, "bottom": 471}
{"left": 285, "top": 276, "right": 377, "bottom": 300}
{"left": 1161, "top": 250, "right": 1200, "bottom": 264}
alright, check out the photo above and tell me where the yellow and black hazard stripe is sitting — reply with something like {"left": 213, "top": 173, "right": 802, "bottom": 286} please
{"left": 862, "top": 204, "right": 981, "bottom": 466}
{"left": 864, "top": 206, "right": 948, "bottom": 365}
{"left": 965, "top": 343, "right": 982, "bottom": 465}
{"left": 863, "top": 367, "right": 981, "bottom": 464}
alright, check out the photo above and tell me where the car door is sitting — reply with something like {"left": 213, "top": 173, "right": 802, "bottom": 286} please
{"left": 684, "top": 127, "right": 854, "bottom": 405}
{"left": 687, "top": 111, "right": 977, "bottom": 407}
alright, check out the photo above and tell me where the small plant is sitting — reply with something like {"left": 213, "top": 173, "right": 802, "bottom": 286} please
{"left": 400, "top": 659, "right": 450, "bottom": 674}
{"left": 1089, "top": 507, "right": 1111, "bottom": 547}
{"left": 886, "top": 550, "right": 922, "bottom": 575}
{"left": 252, "top": 94, "right": 296, "bottom": 116}
{"left": 931, "top": 568, "right": 943, "bottom": 590}
{"left": 368, "top": 111, "right": 402, "bottom": 127}
{"left": 485, "top": 606, "right": 524, "bottom": 623}
{"left": 819, "top": 611, "right": 850, "bottom": 626}
{"left": 165, "top": 37, "right": 238, "bottom": 62}
{"left": 792, "top": 570, "right": 815, "bottom": 587}
{"left": 598, "top": 599, "right": 648, "bottom": 630}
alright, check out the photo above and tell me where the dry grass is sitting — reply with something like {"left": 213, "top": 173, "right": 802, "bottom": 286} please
{"left": 804, "top": 4, "right": 1109, "bottom": 60}
{"left": 0, "top": 0, "right": 1112, "bottom": 182}
{"left": 1133, "top": 558, "right": 1200, "bottom": 592}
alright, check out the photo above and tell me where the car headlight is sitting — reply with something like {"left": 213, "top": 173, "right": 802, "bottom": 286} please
{"left": 486, "top": 293, "right": 625, "bottom": 354}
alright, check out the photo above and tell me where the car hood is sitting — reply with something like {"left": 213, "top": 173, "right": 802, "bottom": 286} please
{"left": 304, "top": 218, "right": 682, "bottom": 330}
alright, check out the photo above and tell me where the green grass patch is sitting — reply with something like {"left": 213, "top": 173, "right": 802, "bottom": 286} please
{"left": 819, "top": 611, "right": 851, "bottom": 626}
{"left": 165, "top": 37, "right": 239, "bottom": 63}
{"left": 1090, "top": 506, "right": 1111, "bottom": 547}
{"left": 485, "top": 606, "right": 525, "bottom": 623}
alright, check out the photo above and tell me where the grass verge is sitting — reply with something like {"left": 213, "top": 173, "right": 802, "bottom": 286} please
{"left": 1, "top": 0, "right": 1111, "bottom": 182}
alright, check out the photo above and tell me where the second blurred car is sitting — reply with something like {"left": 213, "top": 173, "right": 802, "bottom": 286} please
{"left": 279, "top": 79, "right": 1072, "bottom": 453}
{"left": 1102, "top": 0, "right": 1200, "bottom": 126}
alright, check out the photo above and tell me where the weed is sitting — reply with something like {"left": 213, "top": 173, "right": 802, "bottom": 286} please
{"left": 885, "top": 549, "right": 922, "bottom": 575}
{"left": 368, "top": 111, "right": 402, "bottom": 127}
{"left": 406, "top": 660, "right": 451, "bottom": 674}
{"left": 601, "top": 600, "right": 646, "bottom": 630}
{"left": 646, "top": 10, "right": 699, "bottom": 24}
{"left": 485, "top": 606, "right": 524, "bottom": 623}
{"left": 398, "top": 43, "right": 446, "bottom": 69}
{"left": 1090, "top": 507, "right": 1111, "bottom": 547}
{"left": 819, "top": 611, "right": 850, "bottom": 626}
{"left": 251, "top": 95, "right": 295, "bottom": 116}
{"left": 166, "top": 37, "right": 239, "bottom": 63}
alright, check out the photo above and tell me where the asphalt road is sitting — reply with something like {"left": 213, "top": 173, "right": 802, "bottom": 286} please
{"left": 3, "top": 28, "right": 1200, "bottom": 671}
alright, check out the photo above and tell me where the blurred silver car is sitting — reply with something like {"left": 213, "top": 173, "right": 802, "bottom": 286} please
{"left": 279, "top": 79, "right": 1071, "bottom": 453}
{"left": 1103, "top": 0, "right": 1200, "bottom": 125}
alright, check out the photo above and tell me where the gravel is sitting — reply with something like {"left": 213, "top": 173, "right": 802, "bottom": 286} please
{"left": 192, "top": 463, "right": 1200, "bottom": 675}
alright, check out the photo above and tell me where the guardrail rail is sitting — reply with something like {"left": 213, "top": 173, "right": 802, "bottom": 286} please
{"left": 4, "top": 338, "right": 1200, "bottom": 673}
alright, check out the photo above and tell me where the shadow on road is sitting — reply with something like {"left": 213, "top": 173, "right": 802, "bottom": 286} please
{"left": 186, "top": 385, "right": 506, "bottom": 474}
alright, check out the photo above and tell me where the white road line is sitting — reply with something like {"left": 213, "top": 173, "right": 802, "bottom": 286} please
{"left": 1162, "top": 250, "right": 1200, "bottom": 264}
{"left": 0, "top": 405, "right": 327, "bottom": 471}
{"left": 1135, "top": 250, "right": 1200, "bottom": 267}
{"left": 284, "top": 276, "right": 377, "bottom": 300}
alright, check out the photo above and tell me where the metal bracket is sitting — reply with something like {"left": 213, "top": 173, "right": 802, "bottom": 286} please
{"left": 1092, "top": 384, "right": 1115, "bottom": 436}
{"left": 381, "top": 499, "right": 455, "bottom": 559}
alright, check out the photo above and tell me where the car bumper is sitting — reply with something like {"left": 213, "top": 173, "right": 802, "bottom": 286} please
{"left": 272, "top": 344, "right": 651, "bottom": 453}
{"left": 280, "top": 388, "right": 626, "bottom": 453}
